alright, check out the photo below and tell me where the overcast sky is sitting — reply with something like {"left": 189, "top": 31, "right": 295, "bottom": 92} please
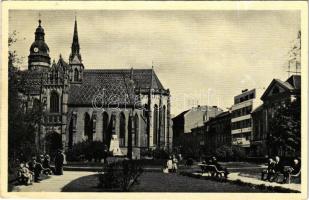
{"left": 9, "top": 10, "right": 300, "bottom": 115}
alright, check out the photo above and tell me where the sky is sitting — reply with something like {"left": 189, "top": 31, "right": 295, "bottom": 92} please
{"left": 9, "top": 10, "right": 300, "bottom": 116}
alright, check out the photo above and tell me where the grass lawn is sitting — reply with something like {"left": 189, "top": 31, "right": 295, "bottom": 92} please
{"left": 61, "top": 172, "right": 272, "bottom": 192}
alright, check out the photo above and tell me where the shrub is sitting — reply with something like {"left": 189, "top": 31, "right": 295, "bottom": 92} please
{"left": 140, "top": 148, "right": 169, "bottom": 159}
{"left": 66, "top": 140, "right": 109, "bottom": 162}
{"left": 215, "top": 145, "right": 234, "bottom": 161}
{"left": 231, "top": 145, "right": 247, "bottom": 161}
{"left": 98, "top": 160, "right": 143, "bottom": 191}
{"left": 214, "top": 145, "right": 247, "bottom": 161}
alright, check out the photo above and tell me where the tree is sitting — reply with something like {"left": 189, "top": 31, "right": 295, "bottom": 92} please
{"left": 8, "top": 31, "right": 41, "bottom": 163}
{"left": 268, "top": 98, "right": 301, "bottom": 157}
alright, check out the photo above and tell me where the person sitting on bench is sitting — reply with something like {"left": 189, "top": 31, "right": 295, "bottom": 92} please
{"left": 261, "top": 158, "right": 276, "bottom": 181}
{"left": 211, "top": 157, "right": 229, "bottom": 178}
{"left": 17, "top": 163, "right": 33, "bottom": 185}
{"left": 282, "top": 158, "right": 301, "bottom": 183}
{"left": 270, "top": 156, "right": 285, "bottom": 182}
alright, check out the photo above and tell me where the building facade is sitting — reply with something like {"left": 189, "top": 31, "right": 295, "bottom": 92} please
{"left": 172, "top": 105, "right": 223, "bottom": 149}
{"left": 17, "top": 19, "right": 172, "bottom": 158}
{"left": 251, "top": 75, "right": 301, "bottom": 157}
{"left": 230, "top": 89, "right": 262, "bottom": 152}
{"left": 203, "top": 111, "right": 231, "bottom": 156}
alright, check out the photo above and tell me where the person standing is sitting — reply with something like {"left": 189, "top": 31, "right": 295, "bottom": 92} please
{"left": 54, "top": 149, "right": 65, "bottom": 175}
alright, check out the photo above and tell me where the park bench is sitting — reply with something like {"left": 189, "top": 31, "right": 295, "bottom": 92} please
{"left": 274, "top": 168, "right": 301, "bottom": 184}
{"left": 198, "top": 164, "right": 227, "bottom": 178}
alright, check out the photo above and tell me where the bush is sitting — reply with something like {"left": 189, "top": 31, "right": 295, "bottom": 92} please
{"left": 215, "top": 145, "right": 234, "bottom": 161}
{"left": 214, "top": 145, "right": 247, "bottom": 161}
{"left": 66, "top": 140, "right": 109, "bottom": 162}
{"left": 140, "top": 148, "right": 169, "bottom": 159}
{"left": 231, "top": 145, "right": 247, "bottom": 161}
{"left": 98, "top": 160, "right": 143, "bottom": 191}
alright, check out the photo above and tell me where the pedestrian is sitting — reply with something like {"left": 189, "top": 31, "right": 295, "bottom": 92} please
{"left": 167, "top": 156, "right": 173, "bottom": 173}
{"left": 54, "top": 149, "right": 65, "bottom": 175}
{"left": 172, "top": 155, "right": 178, "bottom": 173}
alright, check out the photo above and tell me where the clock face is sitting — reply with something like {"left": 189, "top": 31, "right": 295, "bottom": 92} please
{"left": 34, "top": 47, "right": 39, "bottom": 53}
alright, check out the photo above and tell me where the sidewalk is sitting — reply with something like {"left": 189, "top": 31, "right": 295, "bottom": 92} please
{"left": 11, "top": 171, "right": 96, "bottom": 192}
{"left": 191, "top": 172, "right": 301, "bottom": 192}
{"left": 228, "top": 173, "right": 301, "bottom": 192}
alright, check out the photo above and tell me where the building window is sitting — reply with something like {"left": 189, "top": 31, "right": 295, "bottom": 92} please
{"left": 74, "top": 68, "right": 79, "bottom": 82}
{"left": 134, "top": 114, "right": 139, "bottom": 146}
{"left": 50, "top": 91, "right": 59, "bottom": 113}
{"left": 161, "top": 106, "right": 166, "bottom": 144}
{"left": 84, "top": 113, "right": 93, "bottom": 141}
{"left": 119, "top": 112, "right": 126, "bottom": 147}
{"left": 102, "top": 112, "right": 109, "bottom": 144}
{"left": 153, "top": 105, "right": 158, "bottom": 145}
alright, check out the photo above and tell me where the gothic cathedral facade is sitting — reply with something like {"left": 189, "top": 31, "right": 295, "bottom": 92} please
{"left": 20, "top": 19, "right": 173, "bottom": 158}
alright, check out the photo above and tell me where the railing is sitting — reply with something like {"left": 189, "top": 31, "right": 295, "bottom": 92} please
{"left": 45, "top": 114, "right": 62, "bottom": 124}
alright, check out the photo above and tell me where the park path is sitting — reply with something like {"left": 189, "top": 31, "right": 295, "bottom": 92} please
{"left": 12, "top": 171, "right": 96, "bottom": 192}
{"left": 195, "top": 172, "right": 301, "bottom": 192}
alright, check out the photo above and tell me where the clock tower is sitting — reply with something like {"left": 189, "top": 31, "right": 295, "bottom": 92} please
{"left": 28, "top": 19, "right": 51, "bottom": 71}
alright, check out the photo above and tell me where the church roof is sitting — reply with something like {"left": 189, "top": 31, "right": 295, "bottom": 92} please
{"left": 18, "top": 70, "right": 45, "bottom": 95}
{"left": 68, "top": 69, "right": 165, "bottom": 106}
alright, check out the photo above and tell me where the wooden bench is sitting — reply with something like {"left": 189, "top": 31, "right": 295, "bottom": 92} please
{"left": 198, "top": 164, "right": 227, "bottom": 178}
{"left": 272, "top": 166, "right": 301, "bottom": 184}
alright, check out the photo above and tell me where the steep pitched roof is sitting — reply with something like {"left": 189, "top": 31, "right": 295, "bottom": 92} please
{"left": 68, "top": 69, "right": 165, "bottom": 106}
{"left": 18, "top": 70, "right": 45, "bottom": 95}
{"left": 172, "top": 110, "right": 190, "bottom": 121}
{"left": 261, "top": 75, "right": 301, "bottom": 101}
{"left": 286, "top": 75, "right": 301, "bottom": 90}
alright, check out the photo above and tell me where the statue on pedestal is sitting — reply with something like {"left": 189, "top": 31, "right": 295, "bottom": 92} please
{"left": 109, "top": 134, "right": 123, "bottom": 156}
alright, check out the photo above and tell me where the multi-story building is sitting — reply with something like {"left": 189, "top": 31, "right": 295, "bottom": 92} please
{"left": 231, "top": 89, "right": 262, "bottom": 152}
{"left": 204, "top": 111, "right": 231, "bottom": 156}
{"left": 172, "top": 105, "right": 223, "bottom": 148}
{"left": 251, "top": 75, "right": 301, "bottom": 157}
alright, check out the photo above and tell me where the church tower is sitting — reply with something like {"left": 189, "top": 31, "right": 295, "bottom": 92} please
{"left": 69, "top": 18, "right": 84, "bottom": 83}
{"left": 28, "top": 19, "right": 51, "bottom": 71}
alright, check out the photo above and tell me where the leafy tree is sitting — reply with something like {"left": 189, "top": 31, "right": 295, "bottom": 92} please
{"left": 268, "top": 98, "right": 301, "bottom": 157}
{"left": 8, "top": 31, "right": 41, "bottom": 164}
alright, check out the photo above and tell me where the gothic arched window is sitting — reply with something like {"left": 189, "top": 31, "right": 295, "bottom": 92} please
{"left": 119, "top": 112, "right": 126, "bottom": 147}
{"left": 134, "top": 114, "right": 139, "bottom": 146}
{"left": 153, "top": 104, "right": 158, "bottom": 145}
{"left": 162, "top": 105, "right": 166, "bottom": 144}
{"left": 84, "top": 113, "right": 93, "bottom": 141}
{"left": 102, "top": 112, "right": 109, "bottom": 144}
{"left": 74, "top": 68, "right": 79, "bottom": 82}
{"left": 50, "top": 91, "right": 59, "bottom": 113}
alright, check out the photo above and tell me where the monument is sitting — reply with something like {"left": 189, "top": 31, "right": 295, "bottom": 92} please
{"left": 109, "top": 135, "right": 123, "bottom": 156}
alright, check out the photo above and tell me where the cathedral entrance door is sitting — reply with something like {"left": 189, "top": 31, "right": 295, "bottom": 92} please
{"left": 45, "top": 132, "right": 62, "bottom": 158}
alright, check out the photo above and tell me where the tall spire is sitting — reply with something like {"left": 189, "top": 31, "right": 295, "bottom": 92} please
{"left": 69, "top": 16, "right": 81, "bottom": 63}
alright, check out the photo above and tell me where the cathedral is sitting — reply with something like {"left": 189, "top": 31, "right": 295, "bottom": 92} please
{"left": 19, "top": 19, "right": 172, "bottom": 158}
